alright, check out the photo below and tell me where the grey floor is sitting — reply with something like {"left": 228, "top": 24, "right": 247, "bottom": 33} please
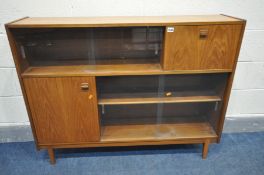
{"left": 1, "top": 117, "right": 264, "bottom": 175}
{"left": 1, "top": 131, "right": 264, "bottom": 175}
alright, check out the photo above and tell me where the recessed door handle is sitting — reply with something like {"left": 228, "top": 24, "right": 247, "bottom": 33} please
{"left": 199, "top": 29, "right": 208, "bottom": 39}
{"left": 165, "top": 92, "right": 172, "bottom": 97}
{"left": 81, "top": 83, "right": 89, "bottom": 91}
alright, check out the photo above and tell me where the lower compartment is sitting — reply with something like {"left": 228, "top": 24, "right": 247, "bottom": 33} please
{"left": 96, "top": 74, "right": 226, "bottom": 143}
{"left": 99, "top": 102, "right": 222, "bottom": 138}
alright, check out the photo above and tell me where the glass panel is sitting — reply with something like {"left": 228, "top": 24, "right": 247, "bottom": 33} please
{"left": 100, "top": 103, "right": 215, "bottom": 125}
{"left": 11, "top": 25, "right": 229, "bottom": 141}
{"left": 98, "top": 73, "right": 229, "bottom": 141}
{"left": 96, "top": 74, "right": 228, "bottom": 99}
{"left": 11, "top": 27, "right": 164, "bottom": 66}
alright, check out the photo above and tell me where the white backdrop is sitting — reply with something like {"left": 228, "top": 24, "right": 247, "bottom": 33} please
{"left": 1, "top": 0, "right": 264, "bottom": 125}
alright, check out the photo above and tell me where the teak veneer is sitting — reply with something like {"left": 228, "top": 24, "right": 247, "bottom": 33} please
{"left": 6, "top": 15, "right": 246, "bottom": 164}
{"left": 21, "top": 64, "right": 232, "bottom": 77}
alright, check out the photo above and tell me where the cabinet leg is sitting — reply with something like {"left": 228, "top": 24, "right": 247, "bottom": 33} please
{"left": 217, "top": 136, "right": 221, "bottom": 143}
{"left": 202, "top": 139, "right": 210, "bottom": 159}
{"left": 48, "top": 148, "right": 56, "bottom": 164}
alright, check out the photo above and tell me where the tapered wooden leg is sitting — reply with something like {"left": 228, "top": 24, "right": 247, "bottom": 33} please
{"left": 202, "top": 139, "right": 210, "bottom": 159}
{"left": 48, "top": 148, "right": 56, "bottom": 164}
{"left": 217, "top": 136, "right": 221, "bottom": 143}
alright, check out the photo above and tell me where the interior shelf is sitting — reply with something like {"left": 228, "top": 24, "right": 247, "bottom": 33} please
{"left": 21, "top": 64, "right": 232, "bottom": 77}
{"left": 101, "top": 122, "right": 217, "bottom": 142}
{"left": 98, "top": 94, "right": 221, "bottom": 105}
{"left": 22, "top": 63, "right": 159, "bottom": 77}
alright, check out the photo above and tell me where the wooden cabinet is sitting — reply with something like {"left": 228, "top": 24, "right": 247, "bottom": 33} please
{"left": 5, "top": 15, "right": 246, "bottom": 164}
{"left": 23, "top": 77, "right": 100, "bottom": 144}
{"left": 163, "top": 25, "right": 242, "bottom": 70}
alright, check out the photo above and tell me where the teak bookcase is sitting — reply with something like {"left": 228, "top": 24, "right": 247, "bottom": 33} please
{"left": 5, "top": 15, "right": 246, "bottom": 164}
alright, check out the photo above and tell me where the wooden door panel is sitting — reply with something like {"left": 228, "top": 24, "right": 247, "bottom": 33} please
{"left": 163, "top": 26, "right": 198, "bottom": 70}
{"left": 163, "top": 24, "right": 242, "bottom": 70}
{"left": 23, "top": 77, "right": 100, "bottom": 144}
{"left": 198, "top": 25, "right": 242, "bottom": 69}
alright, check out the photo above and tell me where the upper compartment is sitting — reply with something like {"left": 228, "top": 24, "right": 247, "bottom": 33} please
{"left": 6, "top": 15, "right": 245, "bottom": 77}
{"left": 11, "top": 27, "right": 164, "bottom": 66}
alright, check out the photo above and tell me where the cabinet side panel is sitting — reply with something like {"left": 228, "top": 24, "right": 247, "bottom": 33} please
{"left": 5, "top": 25, "right": 39, "bottom": 148}
{"left": 216, "top": 23, "right": 246, "bottom": 142}
{"left": 23, "top": 77, "right": 100, "bottom": 144}
{"left": 163, "top": 26, "right": 198, "bottom": 70}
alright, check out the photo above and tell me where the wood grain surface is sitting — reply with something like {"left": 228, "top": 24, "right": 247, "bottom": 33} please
{"left": 101, "top": 123, "right": 217, "bottom": 142}
{"left": 7, "top": 15, "right": 243, "bottom": 28}
{"left": 23, "top": 77, "right": 100, "bottom": 144}
{"left": 163, "top": 24, "right": 243, "bottom": 70}
{"left": 21, "top": 64, "right": 232, "bottom": 77}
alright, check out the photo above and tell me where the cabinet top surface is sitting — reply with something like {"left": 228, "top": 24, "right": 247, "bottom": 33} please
{"left": 7, "top": 15, "right": 244, "bottom": 28}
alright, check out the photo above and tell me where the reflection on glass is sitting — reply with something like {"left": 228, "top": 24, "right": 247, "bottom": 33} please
{"left": 12, "top": 27, "right": 164, "bottom": 66}
{"left": 98, "top": 74, "right": 228, "bottom": 140}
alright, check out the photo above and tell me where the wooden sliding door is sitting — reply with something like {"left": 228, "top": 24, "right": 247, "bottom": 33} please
{"left": 163, "top": 24, "right": 243, "bottom": 71}
{"left": 23, "top": 77, "right": 100, "bottom": 144}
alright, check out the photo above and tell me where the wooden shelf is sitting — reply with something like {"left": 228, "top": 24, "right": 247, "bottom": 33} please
{"left": 21, "top": 64, "right": 232, "bottom": 77}
{"left": 98, "top": 95, "right": 221, "bottom": 105}
{"left": 101, "top": 122, "right": 217, "bottom": 142}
